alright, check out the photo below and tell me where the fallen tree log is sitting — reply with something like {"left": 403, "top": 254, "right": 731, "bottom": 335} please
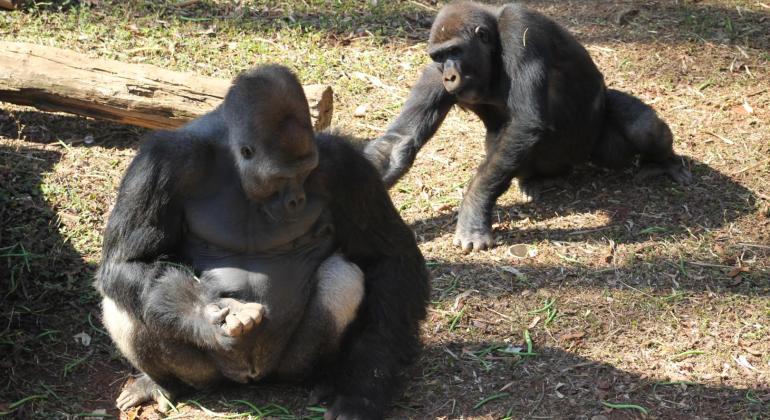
{"left": 0, "top": 42, "right": 333, "bottom": 131}
{"left": 0, "top": 0, "right": 19, "bottom": 10}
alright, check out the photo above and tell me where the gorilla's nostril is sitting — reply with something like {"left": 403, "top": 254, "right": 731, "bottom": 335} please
{"left": 288, "top": 200, "right": 297, "bottom": 210}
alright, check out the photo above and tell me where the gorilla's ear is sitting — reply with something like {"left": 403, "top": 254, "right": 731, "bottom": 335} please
{"left": 474, "top": 26, "right": 490, "bottom": 43}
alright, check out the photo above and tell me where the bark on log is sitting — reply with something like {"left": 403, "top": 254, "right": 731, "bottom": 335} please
{"left": 0, "top": 42, "right": 333, "bottom": 131}
{"left": 0, "top": 0, "right": 16, "bottom": 11}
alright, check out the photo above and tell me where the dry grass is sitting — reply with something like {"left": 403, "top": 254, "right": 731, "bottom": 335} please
{"left": 1, "top": 0, "right": 769, "bottom": 418}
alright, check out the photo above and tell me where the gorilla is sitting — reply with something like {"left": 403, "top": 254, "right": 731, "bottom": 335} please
{"left": 95, "top": 65, "right": 429, "bottom": 420}
{"left": 364, "top": 1, "right": 692, "bottom": 252}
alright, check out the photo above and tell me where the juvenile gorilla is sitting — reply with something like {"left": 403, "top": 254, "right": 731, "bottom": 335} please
{"left": 365, "top": 1, "right": 692, "bottom": 252}
{"left": 96, "top": 65, "right": 429, "bottom": 420}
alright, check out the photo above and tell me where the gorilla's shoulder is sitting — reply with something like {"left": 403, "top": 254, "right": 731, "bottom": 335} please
{"left": 313, "top": 132, "right": 387, "bottom": 193}
{"left": 315, "top": 132, "right": 371, "bottom": 167}
{"left": 128, "top": 129, "right": 215, "bottom": 191}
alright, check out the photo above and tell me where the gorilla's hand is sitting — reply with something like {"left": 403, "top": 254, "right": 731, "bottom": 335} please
{"left": 362, "top": 138, "right": 394, "bottom": 178}
{"left": 204, "top": 298, "right": 264, "bottom": 344}
{"left": 363, "top": 135, "right": 417, "bottom": 189}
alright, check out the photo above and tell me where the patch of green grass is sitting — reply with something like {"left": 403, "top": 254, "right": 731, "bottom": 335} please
{"left": 669, "top": 349, "right": 706, "bottom": 361}
{"left": 473, "top": 392, "right": 509, "bottom": 410}
{"left": 601, "top": 401, "right": 649, "bottom": 415}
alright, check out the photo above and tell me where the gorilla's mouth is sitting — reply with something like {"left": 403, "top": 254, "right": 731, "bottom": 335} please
{"left": 261, "top": 206, "right": 280, "bottom": 223}
{"left": 446, "top": 75, "right": 474, "bottom": 96}
{"left": 261, "top": 205, "right": 300, "bottom": 224}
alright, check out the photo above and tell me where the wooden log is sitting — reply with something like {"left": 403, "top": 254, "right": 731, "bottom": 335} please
{"left": 0, "top": 0, "right": 16, "bottom": 11}
{"left": 0, "top": 41, "right": 333, "bottom": 131}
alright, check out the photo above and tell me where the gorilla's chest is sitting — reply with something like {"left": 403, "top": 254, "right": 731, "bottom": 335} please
{"left": 179, "top": 184, "right": 336, "bottom": 305}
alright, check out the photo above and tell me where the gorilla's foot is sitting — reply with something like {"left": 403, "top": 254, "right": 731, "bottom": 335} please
{"left": 323, "top": 395, "right": 380, "bottom": 420}
{"left": 116, "top": 374, "right": 173, "bottom": 412}
{"left": 205, "top": 298, "right": 265, "bottom": 337}
{"left": 309, "top": 382, "right": 336, "bottom": 406}
{"left": 453, "top": 224, "right": 494, "bottom": 253}
{"left": 517, "top": 177, "right": 564, "bottom": 203}
{"left": 636, "top": 158, "right": 692, "bottom": 186}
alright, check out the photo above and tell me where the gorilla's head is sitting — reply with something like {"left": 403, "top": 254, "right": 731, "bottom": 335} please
{"left": 223, "top": 65, "right": 318, "bottom": 222}
{"left": 428, "top": 2, "right": 500, "bottom": 103}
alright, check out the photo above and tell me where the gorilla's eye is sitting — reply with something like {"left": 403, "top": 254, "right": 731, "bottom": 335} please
{"left": 241, "top": 146, "right": 254, "bottom": 159}
{"left": 430, "top": 52, "right": 444, "bottom": 63}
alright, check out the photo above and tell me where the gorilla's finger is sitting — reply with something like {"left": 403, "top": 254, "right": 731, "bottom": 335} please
{"left": 224, "top": 314, "right": 243, "bottom": 337}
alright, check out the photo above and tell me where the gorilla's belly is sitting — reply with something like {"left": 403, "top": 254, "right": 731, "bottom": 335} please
{"left": 181, "top": 233, "right": 336, "bottom": 381}
{"left": 186, "top": 234, "right": 336, "bottom": 317}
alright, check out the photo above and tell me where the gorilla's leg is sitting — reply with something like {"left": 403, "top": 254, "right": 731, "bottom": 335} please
{"left": 516, "top": 159, "right": 573, "bottom": 203}
{"left": 102, "top": 297, "right": 225, "bottom": 411}
{"left": 516, "top": 176, "right": 567, "bottom": 203}
{"left": 274, "top": 253, "right": 364, "bottom": 381}
{"left": 595, "top": 89, "right": 692, "bottom": 185}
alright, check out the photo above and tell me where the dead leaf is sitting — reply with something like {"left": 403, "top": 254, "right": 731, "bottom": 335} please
{"left": 528, "top": 316, "right": 541, "bottom": 329}
{"left": 554, "top": 382, "right": 566, "bottom": 398}
{"left": 742, "top": 100, "right": 754, "bottom": 114}
{"left": 73, "top": 332, "right": 92, "bottom": 347}
{"left": 597, "top": 379, "right": 611, "bottom": 390}
{"left": 561, "top": 331, "right": 586, "bottom": 341}
{"left": 452, "top": 289, "right": 476, "bottom": 311}
{"left": 501, "top": 265, "right": 525, "bottom": 278}
{"left": 432, "top": 203, "right": 452, "bottom": 212}
{"left": 734, "top": 355, "right": 759, "bottom": 372}
{"left": 353, "top": 103, "right": 370, "bottom": 117}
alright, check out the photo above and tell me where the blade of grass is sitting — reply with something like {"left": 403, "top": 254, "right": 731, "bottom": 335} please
{"left": 473, "top": 392, "right": 509, "bottom": 410}
{"left": 527, "top": 299, "right": 555, "bottom": 315}
{"left": 601, "top": 401, "right": 649, "bottom": 415}
{"left": 669, "top": 350, "right": 705, "bottom": 361}
{"left": 448, "top": 307, "right": 465, "bottom": 332}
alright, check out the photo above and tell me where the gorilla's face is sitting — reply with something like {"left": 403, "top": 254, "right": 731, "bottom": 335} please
{"left": 428, "top": 7, "right": 498, "bottom": 104}
{"left": 230, "top": 118, "right": 318, "bottom": 223}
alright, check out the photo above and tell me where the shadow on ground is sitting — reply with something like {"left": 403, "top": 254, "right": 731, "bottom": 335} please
{"left": 0, "top": 142, "right": 122, "bottom": 417}
{"left": 0, "top": 108, "right": 140, "bottom": 416}
{"left": 410, "top": 159, "right": 758, "bottom": 247}
{"left": 94, "top": 341, "right": 768, "bottom": 419}
{"left": 0, "top": 109, "right": 147, "bottom": 150}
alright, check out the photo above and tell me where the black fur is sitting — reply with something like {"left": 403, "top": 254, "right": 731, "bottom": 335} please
{"left": 364, "top": 1, "right": 692, "bottom": 252}
{"left": 95, "top": 65, "right": 429, "bottom": 420}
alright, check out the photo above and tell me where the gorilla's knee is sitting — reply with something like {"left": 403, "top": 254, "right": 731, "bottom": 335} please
{"left": 316, "top": 253, "right": 364, "bottom": 332}
{"left": 102, "top": 296, "right": 139, "bottom": 365}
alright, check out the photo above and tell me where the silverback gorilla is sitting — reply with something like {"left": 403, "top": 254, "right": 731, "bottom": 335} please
{"left": 364, "top": 2, "right": 692, "bottom": 252}
{"left": 95, "top": 65, "right": 429, "bottom": 420}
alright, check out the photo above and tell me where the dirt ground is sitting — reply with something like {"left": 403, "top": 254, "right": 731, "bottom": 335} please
{"left": 1, "top": 0, "right": 768, "bottom": 419}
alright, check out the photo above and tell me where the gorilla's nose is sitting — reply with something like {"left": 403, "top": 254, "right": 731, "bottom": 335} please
{"left": 285, "top": 194, "right": 306, "bottom": 214}
{"left": 443, "top": 68, "right": 461, "bottom": 93}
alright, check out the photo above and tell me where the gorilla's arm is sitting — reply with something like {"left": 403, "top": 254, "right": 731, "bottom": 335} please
{"left": 315, "top": 134, "right": 430, "bottom": 419}
{"left": 96, "top": 132, "right": 225, "bottom": 348}
{"left": 363, "top": 66, "right": 456, "bottom": 188}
